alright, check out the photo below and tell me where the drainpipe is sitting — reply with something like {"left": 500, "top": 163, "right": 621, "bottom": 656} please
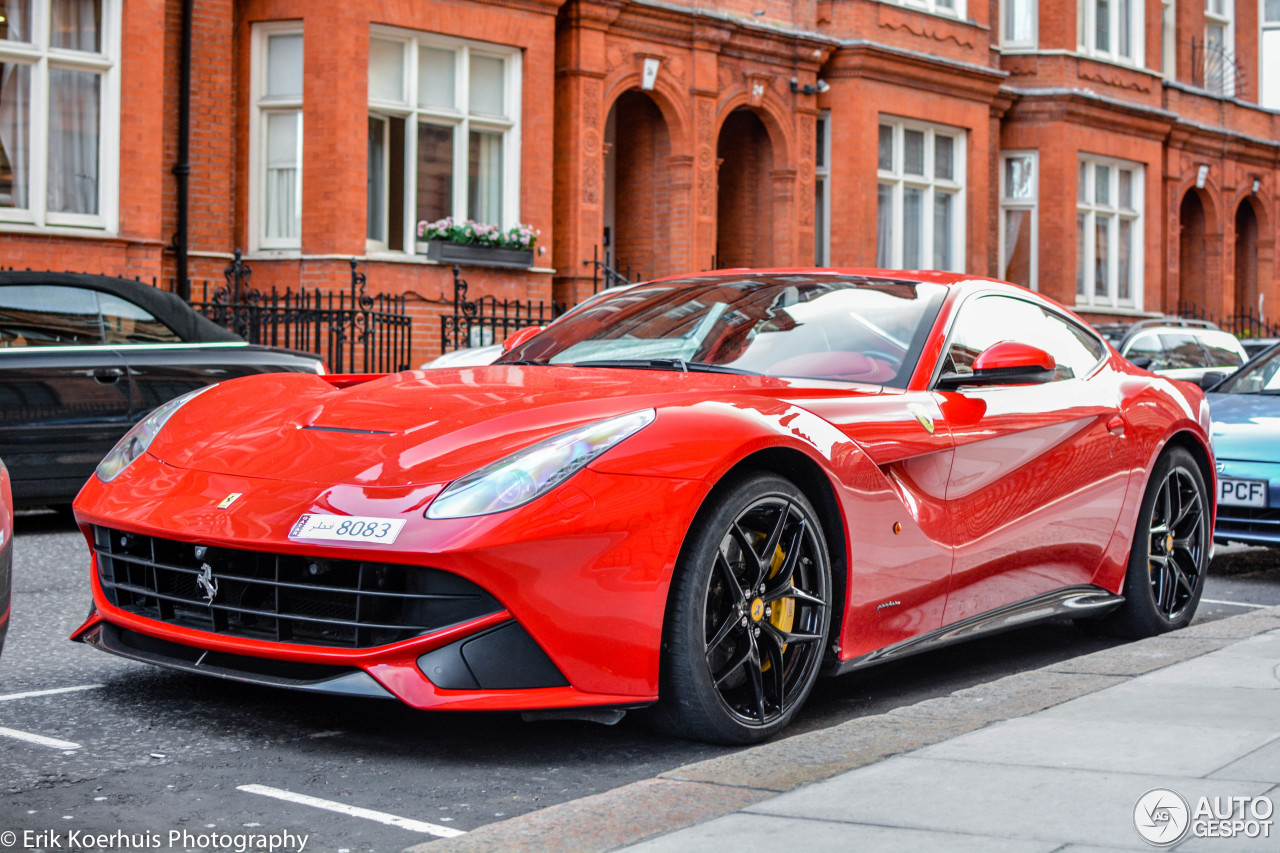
{"left": 171, "top": 0, "right": 193, "bottom": 301}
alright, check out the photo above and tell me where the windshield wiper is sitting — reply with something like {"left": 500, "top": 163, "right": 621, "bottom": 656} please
{"left": 571, "top": 358, "right": 760, "bottom": 376}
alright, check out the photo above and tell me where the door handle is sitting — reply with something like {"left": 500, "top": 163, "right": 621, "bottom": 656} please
{"left": 93, "top": 367, "right": 125, "bottom": 384}
{"left": 1106, "top": 414, "right": 1126, "bottom": 436}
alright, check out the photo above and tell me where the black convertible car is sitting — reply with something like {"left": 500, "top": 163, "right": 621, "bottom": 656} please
{"left": 0, "top": 272, "right": 325, "bottom": 508}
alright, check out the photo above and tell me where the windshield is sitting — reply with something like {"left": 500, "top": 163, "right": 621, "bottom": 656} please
{"left": 497, "top": 273, "right": 948, "bottom": 388}
{"left": 1215, "top": 345, "right": 1280, "bottom": 394}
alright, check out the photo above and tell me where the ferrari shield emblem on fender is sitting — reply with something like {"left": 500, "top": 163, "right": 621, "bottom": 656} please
{"left": 908, "top": 404, "right": 935, "bottom": 435}
{"left": 217, "top": 493, "right": 242, "bottom": 509}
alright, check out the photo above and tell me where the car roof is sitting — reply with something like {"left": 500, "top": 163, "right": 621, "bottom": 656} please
{"left": 0, "top": 271, "right": 242, "bottom": 344}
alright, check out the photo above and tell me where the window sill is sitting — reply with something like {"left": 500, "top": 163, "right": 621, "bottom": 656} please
{"left": 0, "top": 221, "right": 119, "bottom": 240}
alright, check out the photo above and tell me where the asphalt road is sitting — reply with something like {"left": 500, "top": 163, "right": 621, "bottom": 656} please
{"left": 2, "top": 510, "right": 1277, "bottom": 852}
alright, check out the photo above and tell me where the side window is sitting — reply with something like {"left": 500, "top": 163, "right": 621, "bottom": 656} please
{"left": 0, "top": 285, "right": 103, "bottom": 346}
{"left": 1154, "top": 332, "right": 1207, "bottom": 371}
{"left": 944, "top": 294, "right": 1104, "bottom": 380}
{"left": 99, "top": 294, "right": 181, "bottom": 344}
{"left": 1199, "top": 333, "right": 1244, "bottom": 369}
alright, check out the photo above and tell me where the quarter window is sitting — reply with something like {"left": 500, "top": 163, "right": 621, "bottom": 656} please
{"left": 944, "top": 295, "right": 1106, "bottom": 381}
{"left": 0, "top": 0, "right": 120, "bottom": 231}
{"left": 876, "top": 118, "right": 965, "bottom": 272}
{"left": 367, "top": 28, "right": 521, "bottom": 253}
{"left": 1076, "top": 156, "right": 1142, "bottom": 310}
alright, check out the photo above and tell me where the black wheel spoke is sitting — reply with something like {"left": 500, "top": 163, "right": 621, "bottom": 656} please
{"left": 710, "top": 639, "right": 751, "bottom": 688}
{"left": 713, "top": 552, "right": 744, "bottom": 602}
{"left": 705, "top": 611, "right": 741, "bottom": 660}
{"left": 757, "top": 629, "right": 787, "bottom": 714}
{"left": 745, "top": 633, "right": 766, "bottom": 720}
{"left": 761, "top": 620, "right": 824, "bottom": 647}
{"left": 728, "top": 524, "right": 765, "bottom": 592}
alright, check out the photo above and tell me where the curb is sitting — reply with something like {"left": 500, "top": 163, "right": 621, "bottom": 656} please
{"left": 405, "top": 605, "right": 1280, "bottom": 853}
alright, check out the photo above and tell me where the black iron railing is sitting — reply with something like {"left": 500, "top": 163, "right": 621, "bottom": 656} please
{"left": 440, "top": 265, "right": 564, "bottom": 353}
{"left": 1175, "top": 301, "right": 1280, "bottom": 340}
{"left": 195, "top": 252, "right": 413, "bottom": 373}
{"left": 1191, "top": 37, "right": 1247, "bottom": 98}
{"left": 583, "top": 245, "right": 634, "bottom": 294}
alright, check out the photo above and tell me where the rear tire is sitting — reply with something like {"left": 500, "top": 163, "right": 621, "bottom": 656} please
{"left": 1111, "top": 447, "right": 1209, "bottom": 638}
{"left": 652, "top": 473, "right": 831, "bottom": 744}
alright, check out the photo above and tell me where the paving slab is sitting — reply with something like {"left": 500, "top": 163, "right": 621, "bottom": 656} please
{"left": 913, "top": 716, "right": 1277, "bottom": 778}
{"left": 617, "top": 812, "right": 1061, "bottom": 853}
{"left": 742, "top": 758, "right": 1271, "bottom": 850}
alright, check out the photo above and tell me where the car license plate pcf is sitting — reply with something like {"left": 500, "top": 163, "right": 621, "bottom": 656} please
{"left": 1218, "top": 478, "right": 1269, "bottom": 508}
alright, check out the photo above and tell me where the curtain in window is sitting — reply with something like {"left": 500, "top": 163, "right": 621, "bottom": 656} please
{"left": 1005, "top": 0, "right": 1033, "bottom": 41}
{"left": 0, "top": 61, "right": 29, "bottom": 208}
{"left": 47, "top": 68, "right": 99, "bottom": 215}
{"left": 876, "top": 183, "right": 893, "bottom": 267}
{"left": 468, "top": 130, "right": 502, "bottom": 224}
{"left": 265, "top": 111, "right": 300, "bottom": 240}
{"left": 51, "top": 0, "right": 100, "bottom": 51}
{"left": 2, "top": 0, "right": 30, "bottom": 41}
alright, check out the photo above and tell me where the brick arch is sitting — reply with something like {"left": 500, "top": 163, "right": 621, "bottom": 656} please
{"left": 1230, "top": 191, "right": 1273, "bottom": 319}
{"left": 601, "top": 73, "right": 691, "bottom": 157}
{"left": 605, "top": 89, "right": 674, "bottom": 280}
{"left": 1178, "top": 188, "right": 1213, "bottom": 312}
{"left": 715, "top": 107, "right": 775, "bottom": 268}
{"left": 713, "top": 88, "right": 794, "bottom": 168}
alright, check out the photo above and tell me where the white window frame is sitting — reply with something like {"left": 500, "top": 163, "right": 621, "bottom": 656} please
{"left": 1204, "top": 0, "right": 1235, "bottom": 96}
{"left": 1078, "top": 0, "right": 1145, "bottom": 66}
{"left": 876, "top": 116, "right": 966, "bottom": 273}
{"left": 368, "top": 25, "right": 522, "bottom": 256}
{"left": 999, "top": 151, "right": 1038, "bottom": 290}
{"left": 1076, "top": 154, "right": 1144, "bottom": 310}
{"left": 814, "top": 111, "right": 830, "bottom": 266}
{"left": 249, "top": 22, "right": 304, "bottom": 253}
{"left": 0, "top": 0, "right": 121, "bottom": 232}
{"left": 1000, "top": 0, "right": 1038, "bottom": 49}
{"left": 880, "top": 0, "right": 967, "bottom": 20}
{"left": 1162, "top": 0, "right": 1177, "bottom": 78}
{"left": 1263, "top": 0, "right": 1280, "bottom": 108}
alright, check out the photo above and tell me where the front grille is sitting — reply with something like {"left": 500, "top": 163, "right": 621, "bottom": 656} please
{"left": 1216, "top": 506, "right": 1280, "bottom": 539}
{"left": 93, "top": 526, "right": 501, "bottom": 649}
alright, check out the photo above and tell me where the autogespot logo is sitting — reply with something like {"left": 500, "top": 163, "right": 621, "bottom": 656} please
{"left": 1135, "top": 788, "right": 1191, "bottom": 846}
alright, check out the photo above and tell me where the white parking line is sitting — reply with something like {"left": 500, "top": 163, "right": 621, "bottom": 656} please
{"left": 0, "top": 726, "right": 80, "bottom": 750}
{"left": 1202, "top": 598, "right": 1271, "bottom": 609}
{"left": 237, "top": 784, "right": 465, "bottom": 838}
{"left": 0, "top": 684, "right": 103, "bottom": 702}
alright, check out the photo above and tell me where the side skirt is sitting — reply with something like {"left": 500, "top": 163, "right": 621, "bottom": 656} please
{"left": 823, "top": 585, "right": 1124, "bottom": 677}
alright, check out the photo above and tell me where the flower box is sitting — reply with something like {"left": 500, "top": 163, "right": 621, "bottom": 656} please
{"left": 419, "top": 239, "right": 534, "bottom": 269}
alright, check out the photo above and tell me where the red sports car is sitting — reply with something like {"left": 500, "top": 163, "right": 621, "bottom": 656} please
{"left": 72, "top": 270, "right": 1214, "bottom": 744}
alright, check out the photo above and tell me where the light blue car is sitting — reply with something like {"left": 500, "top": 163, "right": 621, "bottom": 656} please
{"left": 1207, "top": 343, "right": 1280, "bottom": 548}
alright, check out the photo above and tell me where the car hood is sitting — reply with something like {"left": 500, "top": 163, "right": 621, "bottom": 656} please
{"left": 150, "top": 366, "right": 879, "bottom": 487}
{"left": 1207, "top": 392, "right": 1280, "bottom": 462}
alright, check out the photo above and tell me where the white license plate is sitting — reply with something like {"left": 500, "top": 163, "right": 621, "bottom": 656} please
{"left": 289, "top": 514, "right": 406, "bottom": 544}
{"left": 1218, "top": 478, "right": 1269, "bottom": 508}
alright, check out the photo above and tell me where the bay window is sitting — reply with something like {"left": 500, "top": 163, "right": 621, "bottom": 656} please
{"left": 1076, "top": 155, "right": 1143, "bottom": 309}
{"left": 876, "top": 118, "right": 965, "bottom": 272}
{"left": 0, "top": 0, "right": 119, "bottom": 230}
{"left": 367, "top": 27, "right": 521, "bottom": 253}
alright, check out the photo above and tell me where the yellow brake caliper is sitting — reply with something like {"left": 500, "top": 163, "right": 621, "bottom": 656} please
{"left": 759, "top": 544, "right": 795, "bottom": 671}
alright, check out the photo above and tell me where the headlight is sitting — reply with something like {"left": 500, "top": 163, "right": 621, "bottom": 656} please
{"left": 95, "top": 386, "right": 214, "bottom": 483}
{"left": 426, "top": 409, "right": 656, "bottom": 519}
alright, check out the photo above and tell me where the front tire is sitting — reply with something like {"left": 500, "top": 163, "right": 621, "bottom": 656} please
{"left": 654, "top": 473, "right": 832, "bottom": 744}
{"left": 1112, "top": 447, "right": 1209, "bottom": 638}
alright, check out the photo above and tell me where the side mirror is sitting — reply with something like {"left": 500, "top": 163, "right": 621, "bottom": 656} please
{"left": 1199, "top": 371, "right": 1228, "bottom": 391}
{"left": 502, "top": 325, "right": 544, "bottom": 352}
{"left": 938, "top": 341, "right": 1057, "bottom": 389}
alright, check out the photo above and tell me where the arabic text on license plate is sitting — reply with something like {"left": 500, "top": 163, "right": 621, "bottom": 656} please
{"left": 289, "top": 514, "right": 406, "bottom": 544}
{"left": 1218, "top": 478, "right": 1268, "bottom": 508}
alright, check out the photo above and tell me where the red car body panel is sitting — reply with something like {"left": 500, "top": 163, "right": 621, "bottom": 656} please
{"left": 71, "top": 270, "right": 1215, "bottom": 712}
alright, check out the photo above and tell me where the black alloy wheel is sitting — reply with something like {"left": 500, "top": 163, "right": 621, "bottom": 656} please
{"left": 654, "top": 473, "right": 832, "bottom": 744}
{"left": 1113, "top": 447, "right": 1209, "bottom": 637}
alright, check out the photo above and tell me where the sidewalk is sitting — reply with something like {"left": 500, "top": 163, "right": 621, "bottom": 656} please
{"left": 410, "top": 606, "right": 1280, "bottom": 853}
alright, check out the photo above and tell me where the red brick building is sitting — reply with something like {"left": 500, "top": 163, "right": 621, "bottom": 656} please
{"left": 2, "top": 0, "right": 1278, "bottom": 365}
